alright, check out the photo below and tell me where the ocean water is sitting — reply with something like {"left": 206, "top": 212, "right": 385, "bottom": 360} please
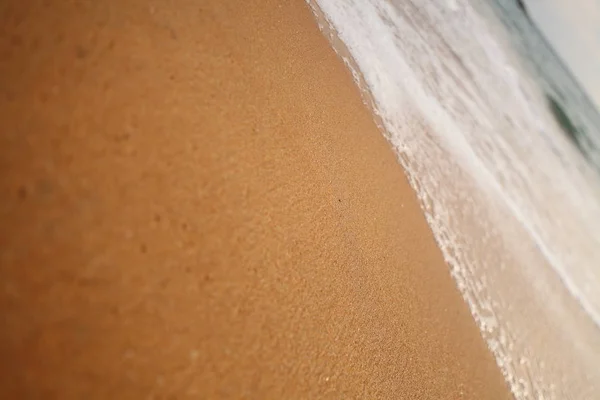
{"left": 306, "top": 0, "right": 600, "bottom": 398}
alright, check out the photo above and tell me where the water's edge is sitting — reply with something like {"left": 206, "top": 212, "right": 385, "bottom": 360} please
{"left": 306, "top": 1, "right": 600, "bottom": 398}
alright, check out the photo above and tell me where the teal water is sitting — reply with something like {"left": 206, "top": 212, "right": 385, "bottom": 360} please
{"left": 484, "top": 0, "right": 600, "bottom": 172}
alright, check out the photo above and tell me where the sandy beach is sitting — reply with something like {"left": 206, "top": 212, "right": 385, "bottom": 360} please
{"left": 0, "top": 0, "right": 511, "bottom": 398}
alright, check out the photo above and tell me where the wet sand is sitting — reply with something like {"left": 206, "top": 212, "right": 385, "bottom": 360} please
{"left": 0, "top": 0, "right": 512, "bottom": 398}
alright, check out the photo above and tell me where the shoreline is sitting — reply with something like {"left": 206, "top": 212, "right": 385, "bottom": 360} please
{"left": 0, "top": 0, "right": 512, "bottom": 398}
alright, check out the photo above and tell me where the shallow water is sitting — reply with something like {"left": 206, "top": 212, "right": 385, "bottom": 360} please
{"left": 482, "top": 0, "right": 600, "bottom": 169}
{"left": 307, "top": 0, "right": 600, "bottom": 398}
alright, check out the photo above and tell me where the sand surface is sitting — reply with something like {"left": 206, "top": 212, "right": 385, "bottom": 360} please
{"left": 0, "top": 0, "right": 511, "bottom": 398}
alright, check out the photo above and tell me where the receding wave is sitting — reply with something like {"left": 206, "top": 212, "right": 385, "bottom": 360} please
{"left": 307, "top": 0, "right": 600, "bottom": 398}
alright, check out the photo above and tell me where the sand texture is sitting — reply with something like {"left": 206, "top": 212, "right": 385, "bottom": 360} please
{"left": 0, "top": 0, "right": 512, "bottom": 398}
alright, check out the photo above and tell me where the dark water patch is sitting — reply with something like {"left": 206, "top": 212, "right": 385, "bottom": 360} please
{"left": 546, "top": 94, "right": 599, "bottom": 170}
{"left": 516, "top": 0, "right": 528, "bottom": 18}
{"left": 546, "top": 95, "right": 579, "bottom": 142}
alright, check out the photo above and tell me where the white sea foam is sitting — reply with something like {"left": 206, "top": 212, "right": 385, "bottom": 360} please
{"left": 307, "top": 0, "right": 600, "bottom": 398}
